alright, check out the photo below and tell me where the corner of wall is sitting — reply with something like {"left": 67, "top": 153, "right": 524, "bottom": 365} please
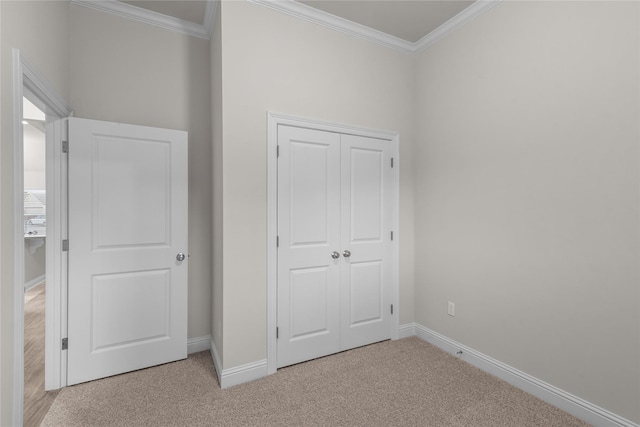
{"left": 210, "top": 0, "right": 224, "bottom": 372}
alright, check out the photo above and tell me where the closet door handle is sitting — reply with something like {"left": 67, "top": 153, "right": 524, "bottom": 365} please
{"left": 343, "top": 250, "right": 351, "bottom": 258}
{"left": 331, "top": 251, "right": 340, "bottom": 259}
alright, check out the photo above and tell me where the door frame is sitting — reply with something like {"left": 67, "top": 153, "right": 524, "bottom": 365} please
{"left": 266, "top": 112, "right": 400, "bottom": 375}
{"left": 12, "top": 49, "right": 72, "bottom": 425}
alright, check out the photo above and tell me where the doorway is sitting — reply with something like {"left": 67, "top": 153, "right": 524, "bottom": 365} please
{"left": 12, "top": 50, "right": 190, "bottom": 425}
{"left": 22, "top": 96, "right": 60, "bottom": 427}
{"left": 12, "top": 49, "right": 73, "bottom": 426}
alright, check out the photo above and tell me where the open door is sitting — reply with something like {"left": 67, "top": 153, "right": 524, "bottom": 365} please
{"left": 66, "top": 117, "right": 188, "bottom": 385}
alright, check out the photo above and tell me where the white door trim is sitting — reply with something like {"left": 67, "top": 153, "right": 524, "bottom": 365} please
{"left": 12, "top": 48, "right": 72, "bottom": 426}
{"left": 45, "top": 119, "right": 70, "bottom": 391}
{"left": 266, "top": 112, "right": 400, "bottom": 375}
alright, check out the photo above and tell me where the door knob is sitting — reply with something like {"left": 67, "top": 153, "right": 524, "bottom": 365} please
{"left": 176, "top": 252, "right": 186, "bottom": 261}
{"left": 343, "top": 250, "right": 351, "bottom": 258}
{"left": 331, "top": 251, "right": 340, "bottom": 259}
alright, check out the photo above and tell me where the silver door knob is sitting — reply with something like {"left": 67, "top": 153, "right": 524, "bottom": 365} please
{"left": 176, "top": 252, "right": 186, "bottom": 261}
{"left": 343, "top": 250, "right": 351, "bottom": 258}
{"left": 331, "top": 251, "right": 340, "bottom": 259}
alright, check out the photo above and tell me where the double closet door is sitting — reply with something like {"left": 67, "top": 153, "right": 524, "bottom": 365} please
{"left": 277, "top": 125, "right": 394, "bottom": 368}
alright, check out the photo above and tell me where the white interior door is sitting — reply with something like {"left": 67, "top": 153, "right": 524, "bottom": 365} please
{"left": 277, "top": 125, "right": 393, "bottom": 368}
{"left": 277, "top": 125, "right": 341, "bottom": 368}
{"left": 340, "top": 134, "right": 393, "bottom": 350}
{"left": 67, "top": 117, "right": 188, "bottom": 385}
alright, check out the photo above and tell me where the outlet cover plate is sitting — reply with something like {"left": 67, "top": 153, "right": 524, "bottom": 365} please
{"left": 448, "top": 302, "right": 455, "bottom": 316}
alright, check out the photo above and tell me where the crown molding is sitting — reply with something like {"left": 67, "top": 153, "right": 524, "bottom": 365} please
{"left": 414, "top": 0, "right": 501, "bottom": 52}
{"left": 71, "top": 0, "right": 216, "bottom": 40}
{"left": 249, "top": 0, "right": 501, "bottom": 54}
{"left": 70, "top": 0, "right": 500, "bottom": 49}
{"left": 248, "top": 0, "right": 415, "bottom": 54}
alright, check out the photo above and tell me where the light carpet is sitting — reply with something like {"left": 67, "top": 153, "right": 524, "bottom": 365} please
{"left": 41, "top": 337, "right": 590, "bottom": 426}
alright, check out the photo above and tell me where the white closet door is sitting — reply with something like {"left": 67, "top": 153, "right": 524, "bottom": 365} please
{"left": 67, "top": 117, "right": 188, "bottom": 385}
{"left": 277, "top": 125, "right": 341, "bottom": 368}
{"left": 339, "top": 134, "right": 393, "bottom": 350}
{"left": 277, "top": 125, "right": 394, "bottom": 368}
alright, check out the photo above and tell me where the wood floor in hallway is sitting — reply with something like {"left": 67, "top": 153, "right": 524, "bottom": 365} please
{"left": 24, "top": 283, "right": 60, "bottom": 427}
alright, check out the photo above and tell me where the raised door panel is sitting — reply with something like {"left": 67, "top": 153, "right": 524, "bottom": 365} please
{"left": 349, "top": 261, "right": 383, "bottom": 326}
{"left": 350, "top": 148, "right": 383, "bottom": 243}
{"left": 289, "top": 141, "right": 331, "bottom": 247}
{"left": 289, "top": 267, "right": 331, "bottom": 339}
{"left": 92, "top": 137, "right": 170, "bottom": 249}
{"left": 90, "top": 269, "right": 170, "bottom": 352}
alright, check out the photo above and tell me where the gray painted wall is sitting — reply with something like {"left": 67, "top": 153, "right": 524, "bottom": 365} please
{"left": 414, "top": 1, "right": 639, "bottom": 422}
{"left": 2, "top": 1, "right": 637, "bottom": 425}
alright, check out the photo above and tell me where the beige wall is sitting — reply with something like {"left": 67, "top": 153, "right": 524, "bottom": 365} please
{"left": 24, "top": 242, "right": 45, "bottom": 286}
{"left": 218, "top": 1, "right": 415, "bottom": 368}
{"left": 2, "top": 1, "right": 637, "bottom": 425}
{"left": 23, "top": 124, "right": 45, "bottom": 190}
{"left": 23, "top": 113, "right": 46, "bottom": 286}
{"left": 211, "top": 4, "right": 224, "bottom": 364}
{"left": 69, "top": 4, "right": 213, "bottom": 340}
{"left": 0, "top": 1, "right": 70, "bottom": 424}
{"left": 414, "top": 1, "right": 639, "bottom": 422}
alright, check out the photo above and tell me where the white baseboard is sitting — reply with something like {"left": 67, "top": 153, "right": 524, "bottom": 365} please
{"left": 219, "top": 358, "right": 268, "bottom": 389}
{"left": 24, "top": 274, "right": 45, "bottom": 292}
{"left": 398, "top": 322, "right": 638, "bottom": 427}
{"left": 187, "top": 335, "right": 211, "bottom": 354}
{"left": 397, "top": 322, "right": 416, "bottom": 339}
{"left": 202, "top": 324, "right": 637, "bottom": 426}
{"left": 210, "top": 338, "right": 223, "bottom": 386}
{"left": 209, "top": 338, "right": 268, "bottom": 389}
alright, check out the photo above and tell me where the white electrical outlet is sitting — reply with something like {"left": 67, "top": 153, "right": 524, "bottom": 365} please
{"left": 448, "top": 301, "right": 455, "bottom": 317}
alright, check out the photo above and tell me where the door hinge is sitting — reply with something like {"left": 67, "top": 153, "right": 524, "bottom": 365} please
{"left": 277, "top": 145, "right": 280, "bottom": 158}
{"left": 391, "top": 157, "right": 394, "bottom": 168}
{"left": 277, "top": 236, "right": 279, "bottom": 247}
{"left": 391, "top": 231, "right": 394, "bottom": 241}
{"left": 62, "top": 240, "right": 69, "bottom": 251}
{"left": 62, "top": 140, "right": 68, "bottom": 154}
{"left": 276, "top": 327, "right": 279, "bottom": 339}
{"left": 63, "top": 117, "right": 69, "bottom": 142}
{"left": 61, "top": 338, "right": 68, "bottom": 350}
{"left": 391, "top": 304, "right": 394, "bottom": 315}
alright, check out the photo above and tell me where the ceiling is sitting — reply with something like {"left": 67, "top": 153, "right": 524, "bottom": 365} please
{"left": 299, "top": 1, "right": 473, "bottom": 42}
{"left": 121, "top": 1, "right": 209, "bottom": 25}
{"left": 119, "top": 0, "right": 477, "bottom": 43}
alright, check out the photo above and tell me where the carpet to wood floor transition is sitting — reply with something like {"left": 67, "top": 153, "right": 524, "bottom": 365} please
{"left": 40, "top": 336, "right": 591, "bottom": 426}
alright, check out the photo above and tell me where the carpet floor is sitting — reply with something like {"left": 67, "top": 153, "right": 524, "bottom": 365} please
{"left": 41, "top": 337, "right": 591, "bottom": 426}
